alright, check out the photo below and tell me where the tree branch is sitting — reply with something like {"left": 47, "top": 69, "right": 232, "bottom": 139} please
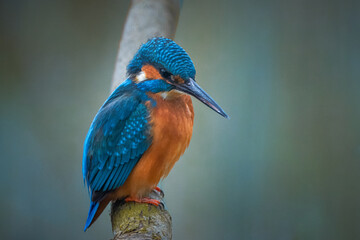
{"left": 110, "top": 0, "right": 181, "bottom": 239}
{"left": 111, "top": 0, "right": 181, "bottom": 91}
{"left": 111, "top": 190, "right": 172, "bottom": 240}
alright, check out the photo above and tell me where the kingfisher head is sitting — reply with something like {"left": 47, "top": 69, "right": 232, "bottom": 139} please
{"left": 127, "top": 37, "right": 228, "bottom": 118}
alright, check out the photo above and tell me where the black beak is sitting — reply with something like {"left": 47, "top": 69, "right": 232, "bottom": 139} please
{"left": 174, "top": 78, "right": 229, "bottom": 119}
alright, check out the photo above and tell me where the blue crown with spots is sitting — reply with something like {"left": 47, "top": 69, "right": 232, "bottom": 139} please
{"left": 127, "top": 37, "right": 196, "bottom": 80}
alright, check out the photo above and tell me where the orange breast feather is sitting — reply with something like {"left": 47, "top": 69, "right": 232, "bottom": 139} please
{"left": 113, "top": 91, "right": 194, "bottom": 199}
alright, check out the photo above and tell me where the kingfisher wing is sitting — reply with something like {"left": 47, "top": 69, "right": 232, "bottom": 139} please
{"left": 82, "top": 83, "right": 151, "bottom": 195}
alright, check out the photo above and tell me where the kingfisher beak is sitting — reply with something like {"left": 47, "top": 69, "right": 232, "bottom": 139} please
{"left": 174, "top": 78, "right": 229, "bottom": 118}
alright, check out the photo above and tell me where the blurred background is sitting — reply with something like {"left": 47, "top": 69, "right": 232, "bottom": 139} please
{"left": 1, "top": 0, "right": 359, "bottom": 239}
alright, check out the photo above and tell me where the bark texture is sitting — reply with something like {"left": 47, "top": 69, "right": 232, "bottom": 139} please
{"left": 111, "top": 190, "right": 172, "bottom": 240}
{"left": 110, "top": 0, "right": 181, "bottom": 239}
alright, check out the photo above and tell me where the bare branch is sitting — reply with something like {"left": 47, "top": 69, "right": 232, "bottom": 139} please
{"left": 111, "top": 190, "right": 172, "bottom": 240}
{"left": 111, "top": 0, "right": 181, "bottom": 91}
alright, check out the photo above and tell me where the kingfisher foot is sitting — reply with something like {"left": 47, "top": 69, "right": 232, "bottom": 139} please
{"left": 125, "top": 197, "right": 162, "bottom": 207}
{"left": 153, "top": 186, "right": 164, "bottom": 198}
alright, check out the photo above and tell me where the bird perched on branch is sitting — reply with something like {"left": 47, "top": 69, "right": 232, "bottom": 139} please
{"left": 83, "top": 37, "right": 228, "bottom": 231}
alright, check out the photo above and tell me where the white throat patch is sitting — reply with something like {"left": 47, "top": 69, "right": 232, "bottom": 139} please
{"left": 136, "top": 71, "right": 146, "bottom": 82}
{"left": 161, "top": 92, "right": 168, "bottom": 99}
{"left": 160, "top": 90, "right": 184, "bottom": 100}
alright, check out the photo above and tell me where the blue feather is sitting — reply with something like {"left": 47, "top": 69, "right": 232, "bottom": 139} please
{"left": 83, "top": 80, "right": 152, "bottom": 194}
{"left": 103, "top": 164, "right": 122, "bottom": 191}
{"left": 127, "top": 37, "right": 196, "bottom": 80}
{"left": 114, "top": 153, "right": 122, "bottom": 168}
{"left": 92, "top": 168, "right": 109, "bottom": 190}
{"left": 118, "top": 160, "right": 137, "bottom": 186}
{"left": 84, "top": 201, "right": 99, "bottom": 231}
{"left": 109, "top": 164, "right": 125, "bottom": 190}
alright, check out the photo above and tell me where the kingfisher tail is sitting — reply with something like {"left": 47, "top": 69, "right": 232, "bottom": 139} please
{"left": 84, "top": 199, "right": 110, "bottom": 231}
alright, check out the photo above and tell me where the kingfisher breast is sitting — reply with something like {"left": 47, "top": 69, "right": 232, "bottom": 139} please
{"left": 115, "top": 90, "right": 194, "bottom": 198}
{"left": 146, "top": 91, "right": 194, "bottom": 178}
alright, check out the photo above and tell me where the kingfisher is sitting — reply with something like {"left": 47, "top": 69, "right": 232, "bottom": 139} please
{"left": 83, "top": 37, "right": 228, "bottom": 231}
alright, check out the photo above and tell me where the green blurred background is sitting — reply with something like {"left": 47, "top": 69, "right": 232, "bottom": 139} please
{"left": 1, "top": 0, "right": 359, "bottom": 239}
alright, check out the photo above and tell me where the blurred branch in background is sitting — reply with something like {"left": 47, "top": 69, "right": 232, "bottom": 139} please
{"left": 110, "top": 0, "right": 180, "bottom": 239}
{"left": 111, "top": 0, "right": 181, "bottom": 91}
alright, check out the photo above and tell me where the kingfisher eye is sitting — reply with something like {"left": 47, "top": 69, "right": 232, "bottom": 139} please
{"left": 160, "top": 68, "right": 172, "bottom": 79}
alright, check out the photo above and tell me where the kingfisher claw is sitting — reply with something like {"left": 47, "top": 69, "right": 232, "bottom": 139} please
{"left": 125, "top": 197, "right": 162, "bottom": 207}
{"left": 153, "top": 187, "right": 164, "bottom": 198}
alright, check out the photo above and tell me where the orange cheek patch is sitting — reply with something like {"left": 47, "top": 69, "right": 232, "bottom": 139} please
{"left": 141, "top": 65, "right": 162, "bottom": 79}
